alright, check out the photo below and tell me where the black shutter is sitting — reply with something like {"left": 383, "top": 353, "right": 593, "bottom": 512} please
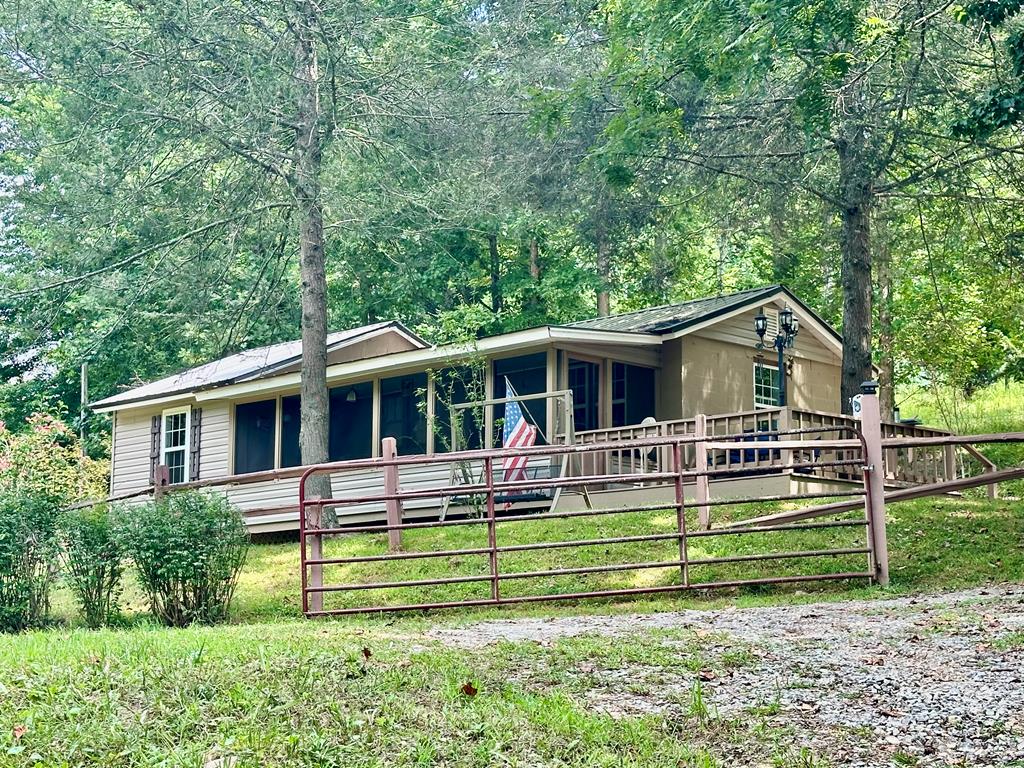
{"left": 149, "top": 414, "right": 161, "bottom": 484}
{"left": 189, "top": 407, "right": 203, "bottom": 481}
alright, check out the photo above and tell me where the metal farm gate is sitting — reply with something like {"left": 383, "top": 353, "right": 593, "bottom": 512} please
{"left": 297, "top": 422, "right": 880, "bottom": 617}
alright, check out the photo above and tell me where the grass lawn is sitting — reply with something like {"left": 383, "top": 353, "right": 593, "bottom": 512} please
{"left": 229, "top": 495, "right": 1024, "bottom": 621}
{"left": 2, "top": 495, "right": 1021, "bottom": 767}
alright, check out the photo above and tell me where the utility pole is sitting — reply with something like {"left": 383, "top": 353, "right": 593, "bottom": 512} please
{"left": 80, "top": 361, "right": 88, "bottom": 455}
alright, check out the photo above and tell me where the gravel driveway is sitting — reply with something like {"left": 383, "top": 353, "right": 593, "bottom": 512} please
{"left": 431, "top": 587, "right": 1024, "bottom": 767}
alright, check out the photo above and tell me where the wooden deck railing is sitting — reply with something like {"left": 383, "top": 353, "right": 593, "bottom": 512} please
{"left": 570, "top": 407, "right": 977, "bottom": 491}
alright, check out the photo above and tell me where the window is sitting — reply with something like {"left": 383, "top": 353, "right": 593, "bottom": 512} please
{"left": 234, "top": 399, "right": 276, "bottom": 474}
{"left": 568, "top": 359, "right": 600, "bottom": 432}
{"left": 611, "top": 363, "right": 656, "bottom": 427}
{"left": 493, "top": 353, "right": 548, "bottom": 444}
{"left": 280, "top": 395, "right": 302, "bottom": 468}
{"left": 161, "top": 407, "right": 190, "bottom": 484}
{"left": 330, "top": 382, "right": 373, "bottom": 460}
{"left": 380, "top": 373, "right": 427, "bottom": 455}
{"left": 754, "top": 363, "right": 780, "bottom": 408}
{"left": 433, "top": 367, "right": 484, "bottom": 453}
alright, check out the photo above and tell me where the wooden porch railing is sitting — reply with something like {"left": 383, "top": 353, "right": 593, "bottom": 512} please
{"left": 571, "top": 406, "right": 992, "bottom": 493}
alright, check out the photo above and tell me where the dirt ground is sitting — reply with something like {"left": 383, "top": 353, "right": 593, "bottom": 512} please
{"left": 430, "top": 587, "right": 1024, "bottom": 767}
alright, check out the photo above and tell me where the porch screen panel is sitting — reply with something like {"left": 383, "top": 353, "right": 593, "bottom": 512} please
{"left": 433, "top": 368, "right": 483, "bottom": 453}
{"left": 380, "top": 373, "right": 427, "bottom": 455}
{"left": 280, "top": 395, "right": 301, "bottom": 468}
{"left": 234, "top": 399, "right": 276, "bottom": 474}
{"left": 567, "top": 359, "right": 600, "bottom": 432}
{"left": 329, "top": 381, "right": 373, "bottom": 460}
{"left": 493, "top": 353, "right": 547, "bottom": 444}
{"left": 612, "top": 362, "right": 656, "bottom": 427}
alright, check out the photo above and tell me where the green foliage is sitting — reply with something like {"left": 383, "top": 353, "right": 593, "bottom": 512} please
{"left": 0, "top": 493, "right": 61, "bottom": 632}
{"left": 59, "top": 504, "right": 123, "bottom": 628}
{"left": 0, "top": 413, "right": 108, "bottom": 504}
{"left": 115, "top": 491, "right": 249, "bottom": 627}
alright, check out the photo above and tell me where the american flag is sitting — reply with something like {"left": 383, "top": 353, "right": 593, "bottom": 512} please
{"left": 502, "top": 377, "right": 537, "bottom": 482}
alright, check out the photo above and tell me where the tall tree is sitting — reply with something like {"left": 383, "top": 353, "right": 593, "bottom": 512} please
{"left": 594, "top": 0, "right": 1024, "bottom": 409}
{"left": 0, "top": 0, "right": 441, "bottom": 474}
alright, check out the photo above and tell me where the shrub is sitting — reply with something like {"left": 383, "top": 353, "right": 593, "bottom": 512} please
{"left": 0, "top": 493, "right": 61, "bottom": 632}
{"left": 116, "top": 491, "right": 249, "bottom": 627}
{"left": 0, "top": 413, "right": 108, "bottom": 504}
{"left": 60, "top": 504, "right": 124, "bottom": 628}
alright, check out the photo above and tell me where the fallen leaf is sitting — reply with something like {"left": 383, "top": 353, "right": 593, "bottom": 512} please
{"left": 361, "top": 647, "right": 372, "bottom": 660}
{"left": 461, "top": 681, "right": 478, "bottom": 697}
{"left": 698, "top": 669, "right": 717, "bottom": 681}
{"left": 12, "top": 725, "right": 26, "bottom": 741}
{"left": 862, "top": 656, "right": 884, "bottom": 666}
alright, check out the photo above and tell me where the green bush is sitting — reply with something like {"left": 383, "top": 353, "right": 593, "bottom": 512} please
{"left": 0, "top": 493, "right": 60, "bottom": 632}
{"left": 116, "top": 491, "right": 249, "bottom": 627}
{"left": 60, "top": 504, "right": 123, "bottom": 628}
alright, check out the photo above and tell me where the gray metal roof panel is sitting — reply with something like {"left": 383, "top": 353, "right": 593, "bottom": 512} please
{"left": 91, "top": 321, "right": 423, "bottom": 408}
{"left": 564, "top": 285, "right": 781, "bottom": 334}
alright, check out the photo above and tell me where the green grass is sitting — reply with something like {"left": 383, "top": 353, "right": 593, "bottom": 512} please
{"left": 233, "top": 496, "right": 1024, "bottom": 620}
{"left": 47, "top": 495, "right": 1024, "bottom": 625}
{"left": 899, "top": 380, "right": 1024, "bottom": 494}
{"left": 5, "top": 495, "right": 1022, "bottom": 766}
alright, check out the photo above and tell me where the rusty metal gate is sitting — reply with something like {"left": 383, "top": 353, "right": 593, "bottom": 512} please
{"left": 298, "top": 422, "right": 881, "bottom": 616}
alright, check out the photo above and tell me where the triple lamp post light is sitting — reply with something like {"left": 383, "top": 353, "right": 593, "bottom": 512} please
{"left": 754, "top": 306, "right": 799, "bottom": 407}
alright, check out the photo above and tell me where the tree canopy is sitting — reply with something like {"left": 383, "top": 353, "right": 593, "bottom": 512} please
{"left": 1, "top": 0, "right": 1023, "bottom": 447}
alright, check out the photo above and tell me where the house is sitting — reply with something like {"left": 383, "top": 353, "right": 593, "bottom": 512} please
{"left": 91, "top": 285, "right": 858, "bottom": 532}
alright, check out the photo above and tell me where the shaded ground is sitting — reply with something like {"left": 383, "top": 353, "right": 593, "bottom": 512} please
{"left": 431, "top": 586, "right": 1024, "bottom": 767}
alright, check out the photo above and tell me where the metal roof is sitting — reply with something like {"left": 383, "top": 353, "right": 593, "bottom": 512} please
{"left": 90, "top": 321, "right": 426, "bottom": 409}
{"left": 564, "top": 285, "right": 784, "bottom": 334}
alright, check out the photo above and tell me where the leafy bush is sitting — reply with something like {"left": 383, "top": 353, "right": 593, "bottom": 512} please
{"left": 0, "top": 413, "right": 108, "bottom": 504}
{"left": 0, "top": 493, "right": 61, "bottom": 632}
{"left": 116, "top": 491, "right": 249, "bottom": 627}
{"left": 60, "top": 504, "right": 123, "bottom": 628}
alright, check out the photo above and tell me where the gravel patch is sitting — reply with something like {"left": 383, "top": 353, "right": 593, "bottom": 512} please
{"left": 430, "top": 587, "right": 1024, "bottom": 766}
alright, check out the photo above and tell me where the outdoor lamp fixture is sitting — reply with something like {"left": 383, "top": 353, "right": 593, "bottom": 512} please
{"left": 754, "top": 306, "right": 800, "bottom": 407}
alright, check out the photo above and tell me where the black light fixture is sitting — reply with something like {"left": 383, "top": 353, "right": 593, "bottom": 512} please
{"left": 780, "top": 306, "right": 794, "bottom": 334}
{"left": 753, "top": 305, "right": 800, "bottom": 406}
{"left": 754, "top": 311, "right": 768, "bottom": 340}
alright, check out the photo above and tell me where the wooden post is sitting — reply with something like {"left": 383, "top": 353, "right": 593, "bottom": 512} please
{"left": 308, "top": 500, "right": 323, "bottom": 614}
{"left": 694, "top": 414, "right": 710, "bottom": 530}
{"left": 153, "top": 465, "right": 170, "bottom": 501}
{"left": 859, "top": 381, "right": 889, "bottom": 587}
{"left": 777, "top": 407, "right": 793, "bottom": 468}
{"left": 382, "top": 437, "right": 403, "bottom": 552}
{"left": 943, "top": 444, "right": 956, "bottom": 483}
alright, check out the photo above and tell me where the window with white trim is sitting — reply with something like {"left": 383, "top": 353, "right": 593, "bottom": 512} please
{"left": 753, "top": 363, "right": 780, "bottom": 408}
{"left": 161, "top": 407, "right": 190, "bottom": 484}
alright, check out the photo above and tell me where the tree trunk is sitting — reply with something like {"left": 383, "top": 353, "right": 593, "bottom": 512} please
{"left": 294, "top": 4, "right": 331, "bottom": 508}
{"left": 837, "top": 150, "right": 875, "bottom": 413}
{"left": 769, "top": 191, "right": 796, "bottom": 284}
{"left": 525, "top": 236, "right": 543, "bottom": 317}
{"left": 528, "top": 237, "right": 541, "bottom": 281}
{"left": 488, "top": 233, "right": 502, "bottom": 315}
{"left": 596, "top": 233, "right": 611, "bottom": 316}
{"left": 875, "top": 210, "right": 896, "bottom": 420}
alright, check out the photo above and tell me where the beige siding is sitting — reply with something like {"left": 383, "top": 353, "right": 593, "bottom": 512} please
{"left": 218, "top": 463, "right": 456, "bottom": 532}
{"left": 658, "top": 337, "right": 684, "bottom": 420}
{"left": 681, "top": 335, "right": 755, "bottom": 414}
{"left": 111, "top": 405, "right": 161, "bottom": 496}
{"left": 680, "top": 305, "right": 842, "bottom": 415}
{"left": 199, "top": 402, "right": 231, "bottom": 479}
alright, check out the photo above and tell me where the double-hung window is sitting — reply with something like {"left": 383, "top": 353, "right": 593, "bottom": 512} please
{"left": 160, "top": 407, "right": 190, "bottom": 484}
{"left": 753, "top": 363, "right": 780, "bottom": 408}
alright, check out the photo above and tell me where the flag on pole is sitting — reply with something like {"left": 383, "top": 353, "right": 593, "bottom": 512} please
{"left": 502, "top": 377, "right": 537, "bottom": 482}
